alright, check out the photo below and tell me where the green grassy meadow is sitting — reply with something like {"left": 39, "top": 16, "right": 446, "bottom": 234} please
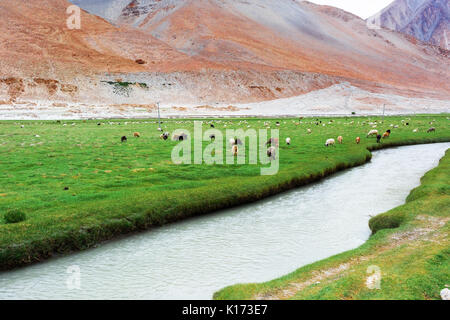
{"left": 0, "top": 115, "right": 449, "bottom": 270}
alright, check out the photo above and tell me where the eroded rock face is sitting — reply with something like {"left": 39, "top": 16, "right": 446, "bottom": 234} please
{"left": 368, "top": 0, "right": 449, "bottom": 49}
{"left": 1, "top": 0, "right": 449, "bottom": 108}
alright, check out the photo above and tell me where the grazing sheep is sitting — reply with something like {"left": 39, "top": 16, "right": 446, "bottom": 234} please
{"left": 307, "top": 129, "right": 312, "bottom": 134}
{"left": 266, "top": 138, "right": 279, "bottom": 147}
{"left": 134, "top": 132, "right": 140, "bottom": 138}
{"left": 337, "top": 136, "right": 343, "bottom": 144}
{"left": 267, "top": 146, "right": 276, "bottom": 160}
{"left": 160, "top": 132, "right": 170, "bottom": 140}
{"left": 121, "top": 136, "right": 127, "bottom": 143}
{"left": 172, "top": 133, "right": 188, "bottom": 141}
{"left": 231, "top": 145, "right": 239, "bottom": 157}
{"left": 210, "top": 134, "right": 216, "bottom": 141}
{"left": 413, "top": 128, "right": 419, "bottom": 133}
{"left": 382, "top": 130, "right": 391, "bottom": 139}
{"left": 427, "top": 127, "right": 436, "bottom": 133}
{"left": 356, "top": 137, "right": 361, "bottom": 144}
{"left": 286, "top": 137, "right": 291, "bottom": 145}
{"left": 210, "top": 124, "right": 215, "bottom": 128}
{"left": 377, "top": 134, "right": 382, "bottom": 143}
{"left": 229, "top": 138, "right": 243, "bottom": 146}
{"left": 367, "top": 130, "right": 378, "bottom": 138}
{"left": 325, "top": 138, "right": 335, "bottom": 147}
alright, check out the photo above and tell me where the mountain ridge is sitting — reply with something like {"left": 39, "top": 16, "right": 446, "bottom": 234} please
{"left": 368, "top": 0, "right": 449, "bottom": 49}
{"left": 0, "top": 0, "right": 449, "bottom": 116}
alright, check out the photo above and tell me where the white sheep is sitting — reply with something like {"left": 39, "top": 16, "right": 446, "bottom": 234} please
{"left": 325, "top": 138, "right": 336, "bottom": 147}
{"left": 286, "top": 137, "right": 291, "bottom": 145}
{"left": 367, "top": 130, "right": 378, "bottom": 137}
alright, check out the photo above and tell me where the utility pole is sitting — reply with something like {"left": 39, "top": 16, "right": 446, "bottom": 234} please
{"left": 157, "top": 101, "right": 161, "bottom": 130}
{"left": 382, "top": 104, "right": 386, "bottom": 121}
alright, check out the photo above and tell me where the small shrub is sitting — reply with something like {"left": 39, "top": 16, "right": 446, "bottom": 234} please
{"left": 4, "top": 209, "right": 26, "bottom": 224}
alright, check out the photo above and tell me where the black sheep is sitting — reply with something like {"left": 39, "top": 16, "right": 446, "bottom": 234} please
{"left": 266, "top": 138, "right": 279, "bottom": 147}
{"left": 234, "top": 138, "right": 243, "bottom": 145}
{"left": 376, "top": 134, "right": 382, "bottom": 143}
{"left": 121, "top": 136, "right": 127, "bottom": 143}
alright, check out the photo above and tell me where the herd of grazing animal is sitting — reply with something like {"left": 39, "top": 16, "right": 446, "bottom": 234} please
{"left": 324, "top": 123, "right": 437, "bottom": 147}
{"left": 114, "top": 118, "right": 439, "bottom": 160}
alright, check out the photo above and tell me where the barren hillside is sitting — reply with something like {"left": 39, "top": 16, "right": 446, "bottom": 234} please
{"left": 0, "top": 0, "right": 449, "bottom": 117}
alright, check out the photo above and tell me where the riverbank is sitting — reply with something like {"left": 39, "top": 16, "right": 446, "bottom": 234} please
{"left": 214, "top": 148, "right": 450, "bottom": 300}
{"left": 0, "top": 115, "right": 449, "bottom": 271}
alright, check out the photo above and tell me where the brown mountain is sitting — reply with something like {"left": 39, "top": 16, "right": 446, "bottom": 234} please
{"left": 1, "top": 0, "right": 449, "bottom": 110}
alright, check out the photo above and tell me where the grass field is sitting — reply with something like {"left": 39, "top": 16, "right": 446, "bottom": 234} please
{"left": 0, "top": 114, "right": 449, "bottom": 270}
{"left": 214, "top": 147, "right": 450, "bottom": 300}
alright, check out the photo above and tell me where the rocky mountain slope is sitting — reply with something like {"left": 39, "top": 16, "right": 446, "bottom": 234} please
{"left": 0, "top": 0, "right": 449, "bottom": 117}
{"left": 368, "top": 0, "right": 449, "bottom": 49}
